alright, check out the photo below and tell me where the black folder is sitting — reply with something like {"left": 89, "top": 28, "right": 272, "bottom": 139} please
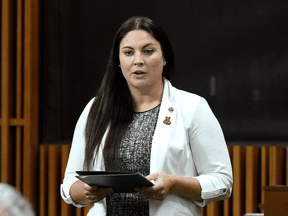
{"left": 76, "top": 171, "right": 154, "bottom": 193}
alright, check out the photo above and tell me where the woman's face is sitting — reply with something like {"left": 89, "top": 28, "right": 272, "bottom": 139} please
{"left": 119, "top": 30, "right": 165, "bottom": 90}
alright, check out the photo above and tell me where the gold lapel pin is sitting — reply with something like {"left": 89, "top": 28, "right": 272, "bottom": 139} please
{"left": 163, "top": 116, "right": 171, "bottom": 125}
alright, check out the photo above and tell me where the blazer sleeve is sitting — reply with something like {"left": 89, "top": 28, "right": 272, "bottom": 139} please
{"left": 60, "top": 98, "right": 95, "bottom": 207}
{"left": 189, "top": 97, "right": 233, "bottom": 207}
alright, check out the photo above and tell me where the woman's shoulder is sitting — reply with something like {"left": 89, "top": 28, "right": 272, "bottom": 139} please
{"left": 171, "top": 85, "right": 205, "bottom": 106}
{"left": 170, "top": 86, "right": 219, "bottom": 129}
{"left": 81, "top": 97, "right": 96, "bottom": 114}
{"left": 86, "top": 97, "right": 96, "bottom": 107}
{"left": 76, "top": 97, "right": 96, "bottom": 122}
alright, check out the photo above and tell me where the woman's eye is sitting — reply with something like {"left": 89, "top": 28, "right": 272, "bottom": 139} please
{"left": 144, "top": 49, "right": 154, "bottom": 55}
{"left": 124, "top": 51, "right": 134, "bottom": 56}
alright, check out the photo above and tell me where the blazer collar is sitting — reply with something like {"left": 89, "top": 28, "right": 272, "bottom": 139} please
{"left": 162, "top": 77, "right": 175, "bottom": 105}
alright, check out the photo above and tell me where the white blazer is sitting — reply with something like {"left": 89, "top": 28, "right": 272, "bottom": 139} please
{"left": 61, "top": 78, "right": 233, "bottom": 216}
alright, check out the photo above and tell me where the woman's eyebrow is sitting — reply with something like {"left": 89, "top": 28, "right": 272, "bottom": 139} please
{"left": 122, "top": 46, "right": 134, "bottom": 50}
{"left": 143, "top": 43, "right": 155, "bottom": 48}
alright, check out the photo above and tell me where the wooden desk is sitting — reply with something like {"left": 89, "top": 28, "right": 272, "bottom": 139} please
{"left": 263, "top": 186, "right": 288, "bottom": 216}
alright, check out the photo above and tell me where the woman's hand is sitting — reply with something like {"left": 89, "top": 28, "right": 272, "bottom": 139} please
{"left": 70, "top": 180, "right": 113, "bottom": 204}
{"left": 135, "top": 173, "right": 175, "bottom": 200}
{"left": 84, "top": 184, "right": 114, "bottom": 203}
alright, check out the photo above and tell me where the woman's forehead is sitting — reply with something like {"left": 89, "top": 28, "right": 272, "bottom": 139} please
{"left": 120, "top": 30, "right": 160, "bottom": 48}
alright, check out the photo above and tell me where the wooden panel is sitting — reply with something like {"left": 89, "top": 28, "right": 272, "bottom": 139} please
{"left": 84, "top": 205, "right": 91, "bottom": 215}
{"left": 12, "top": 0, "right": 23, "bottom": 188}
{"left": 40, "top": 145, "right": 49, "bottom": 216}
{"left": 245, "top": 146, "right": 260, "bottom": 213}
{"left": 16, "top": 0, "right": 24, "bottom": 120}
{"left": 48, "top": 146, "right": 62, "bottom": 216}
{"left": 61, "top": 145, "right": 73, "bottom": 216}
{"left": 232, "top": 146, "right": 246, "bottom": 216}
{"left": 15, "top": 126, "right": 23, "bottom": 190}
{"left": 76, "top": 207, "right": 82, "bottom": 216}
{"left": 1, "top": 0, "right": 14, "bottom": 184}
{"left": 22, "top": 0, "right": 40, "bottom": 205}
{"left": 10, "top": 118, "right": 25, "bottom": 125}
{"left": 287, "top": 148, "right": 288, "bottom": 186}
{"left": 206, "top": 201, "right": 222, "bottom": 216}
{"left": 261, "top": 146, "right": 270, "bottom": 204}
{"left": 201, "top": 206, "right": 206, "bottom": 216}
{"left": 223, "top": 146, "right": 233, "bottom": 216}
{"left": 269, "top": 147, "right": 284, "bottom": 186}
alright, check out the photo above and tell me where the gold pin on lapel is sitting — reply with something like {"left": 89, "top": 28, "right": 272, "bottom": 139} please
{"left": 163, "top": 116, "right": 171, "bottom": 125}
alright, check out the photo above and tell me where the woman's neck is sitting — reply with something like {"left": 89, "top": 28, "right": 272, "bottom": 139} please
{"left": 129, "top": 80, "right": 164, "bottom": 112}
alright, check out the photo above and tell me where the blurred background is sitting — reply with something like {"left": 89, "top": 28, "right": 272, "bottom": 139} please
{"left": 1, "top": 0, "right": 288, "bottom": 216}
{"left": 41, "top": 0, "right": 288, "bottom": 144}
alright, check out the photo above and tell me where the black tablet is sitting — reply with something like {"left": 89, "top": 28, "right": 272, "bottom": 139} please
{"left": 76, "top": 171, "right": 154, "bottom": 193}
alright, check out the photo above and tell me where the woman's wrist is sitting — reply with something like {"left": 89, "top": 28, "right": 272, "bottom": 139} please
{"left": 168, "top": 175, "right": 177, "bottom": 192}
{"left": 168, "top": 176, "right": 202, "bottom": 200}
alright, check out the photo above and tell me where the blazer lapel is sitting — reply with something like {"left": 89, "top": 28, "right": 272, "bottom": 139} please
{"left": 150, "top": 79, "right": 176, "bottom": 174}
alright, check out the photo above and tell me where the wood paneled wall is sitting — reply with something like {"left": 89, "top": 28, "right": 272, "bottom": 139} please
{"left": 0, "top": 0, "right": 39, "bottom": 206}
{"left": 40, "top": 145, "right": 288, "bottom": 216}
{"left": 1, "top": 1, "right": 287, "bottom": 216}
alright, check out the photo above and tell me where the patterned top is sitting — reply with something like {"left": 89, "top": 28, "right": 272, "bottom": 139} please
{"left": 106, "top": 104, "right": 161, "bottom": 216}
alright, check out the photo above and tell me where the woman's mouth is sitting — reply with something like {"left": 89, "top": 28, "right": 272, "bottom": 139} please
{"left": 133, "top": 71, "right": 146, "bottom": 75}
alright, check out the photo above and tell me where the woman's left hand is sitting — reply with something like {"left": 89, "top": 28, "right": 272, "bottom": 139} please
{"left": 135, "top": 172, "right": 175, "bottom": 200}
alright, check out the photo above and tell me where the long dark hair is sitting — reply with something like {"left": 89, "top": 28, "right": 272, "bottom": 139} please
{"left": 84, "top": 16, "right": 175, "bottom": 171}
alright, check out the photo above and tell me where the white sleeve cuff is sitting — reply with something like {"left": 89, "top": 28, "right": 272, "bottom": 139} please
{"left": 194, "top": 175, "right": 231, "bottom": 207}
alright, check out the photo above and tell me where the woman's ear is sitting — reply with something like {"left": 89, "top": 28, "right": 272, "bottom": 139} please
{"left": 163, "top": 55, "right": 166, "bottom": 66}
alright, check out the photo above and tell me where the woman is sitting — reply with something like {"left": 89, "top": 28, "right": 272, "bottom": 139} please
{"left": 61, "top": 16, "right": 233, "bottom": 216}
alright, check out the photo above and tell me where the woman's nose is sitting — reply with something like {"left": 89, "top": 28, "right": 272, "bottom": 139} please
{"left": 133, "top": 52, "right": 144, "bottom": 65}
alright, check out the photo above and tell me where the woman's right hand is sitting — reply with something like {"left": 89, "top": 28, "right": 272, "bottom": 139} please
{"left": 70, "top": 180, "right": 114, "bottom": 204}
{"left": 84, "top": 183, "right": 114, "bottom": 203}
